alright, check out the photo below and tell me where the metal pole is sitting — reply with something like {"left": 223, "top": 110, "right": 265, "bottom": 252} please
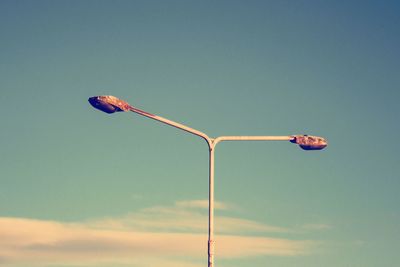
{"left": 208, "top": 142, "right": 215, "bottom": 267}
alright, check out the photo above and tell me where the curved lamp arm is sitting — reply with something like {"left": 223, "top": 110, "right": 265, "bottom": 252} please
{"left": 88, "top": 95, "right": 212, "bottom": 144}
{"left": 214, "top": 135, "right": 327, "bottom": 150}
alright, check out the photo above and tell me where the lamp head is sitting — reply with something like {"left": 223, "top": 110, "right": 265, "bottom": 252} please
{"left": 88, "top": 95, "right": 132, "bottom": 114}
{"left": 291, "top": 135, "right": 328, "bottom": 150}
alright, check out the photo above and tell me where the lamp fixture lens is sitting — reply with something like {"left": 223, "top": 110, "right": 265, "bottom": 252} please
{"left": 291, "top": 135, "right": 328, "bottom": 150}
{"left": 88, "top": 95, "right": 131, "bottom": 114}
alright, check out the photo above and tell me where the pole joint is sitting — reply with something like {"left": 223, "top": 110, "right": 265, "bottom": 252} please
{"left": 208, "top": 239, "right": 215, "bottom": 254}
{"left": 208, "top": 138, "right": 216, "bottom": 151}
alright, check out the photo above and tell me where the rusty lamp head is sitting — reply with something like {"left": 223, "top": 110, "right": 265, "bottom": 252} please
{"left": 88, "top": 95, "right": 132, "bottom": 114}
{"left": 291, "top": 135, "right": 328, "bottom": 150}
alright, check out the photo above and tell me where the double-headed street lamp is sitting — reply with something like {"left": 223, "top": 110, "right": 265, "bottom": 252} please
{"left": 88, "top": 95, "right": 327, "bottom": 267}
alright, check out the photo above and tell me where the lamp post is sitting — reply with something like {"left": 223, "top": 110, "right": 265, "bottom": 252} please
{"left": 88, "top": 95, "right": 328, "bottom": 267}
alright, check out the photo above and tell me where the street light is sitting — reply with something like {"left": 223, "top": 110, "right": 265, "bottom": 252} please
{"left": 88, "top": 95, "right": 328, "bottom": 267}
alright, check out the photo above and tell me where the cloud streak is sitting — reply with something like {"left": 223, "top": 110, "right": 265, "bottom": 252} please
{"left": 0, "top": 200, "right": 317, "bottom": 267}
{"left": 89, "top": 200, "right": 288, "bottom": 234}
{"left": 175, "top": 199, "right": 231, "bottom": 210}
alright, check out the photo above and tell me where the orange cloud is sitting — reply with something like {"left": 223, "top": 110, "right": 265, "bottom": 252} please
{"left": 0, "top": 200, "right": 317, "bottom": 266}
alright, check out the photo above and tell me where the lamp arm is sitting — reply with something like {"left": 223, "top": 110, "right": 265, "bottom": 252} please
{"left": 213, "top": 135, "right": 294, "bottom": 146}
{"left": 129, "top": 107, "right": 212, "bottom": 145}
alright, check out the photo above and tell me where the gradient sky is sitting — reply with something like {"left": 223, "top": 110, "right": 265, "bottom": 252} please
{"left": 1, "top": 1, "right": 399, "bottom": 267}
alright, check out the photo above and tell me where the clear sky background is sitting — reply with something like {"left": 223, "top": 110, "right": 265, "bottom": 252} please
{"left": 0, "top": 1, "right": 399, "bottom": 267}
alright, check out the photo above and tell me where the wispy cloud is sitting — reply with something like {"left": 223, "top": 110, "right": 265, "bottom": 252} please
{"left": 90, "top": 200, "right": 288, "bottom": 234}
{"left": 0, "top": 200, "right": 319, "bottom": 267}
{"left": 175, "top": 199, "right": 231, "bottom": 210}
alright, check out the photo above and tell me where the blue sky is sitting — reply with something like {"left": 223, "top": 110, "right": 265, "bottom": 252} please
{"left": 0, "top": 1, "right": 399, "bottom": 266}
